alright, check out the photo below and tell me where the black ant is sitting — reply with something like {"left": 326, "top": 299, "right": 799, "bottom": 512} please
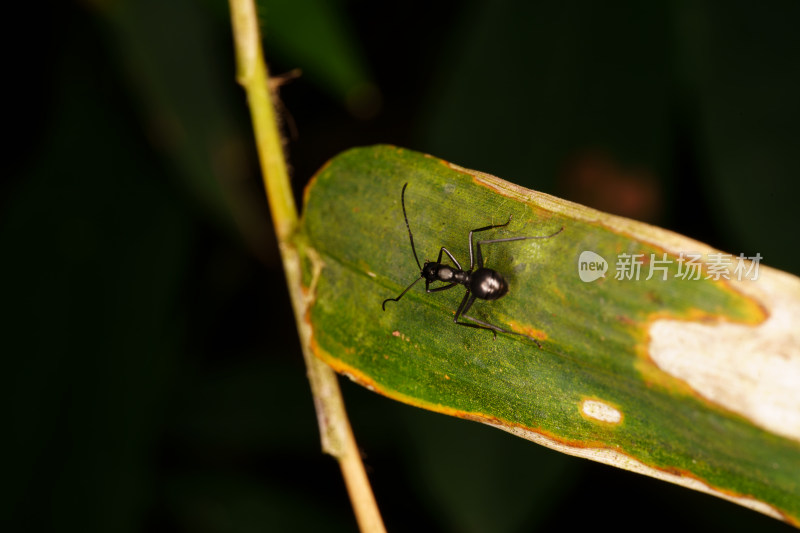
{"left": 382, "top": 183, "right": 563, "bottom": 347}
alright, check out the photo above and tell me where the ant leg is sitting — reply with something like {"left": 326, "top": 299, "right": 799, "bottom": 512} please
{"left": 450, "top": 286, "right": 543, "bottom": 347}
{"left": 453, "top": 291, "right": 476, "bottom": 325}
{"left": 460, "top": 313, "right": 543, "bottom": 348}
{"left": 453, "top": 280, "right": 544, "bottom": 347}
{"left": 437, "top": 247, "right": 463, "bottom": 270}
{"left": 475, "top": 226, "right": 564, "bottom": 268}
{"left": 468, "top": 216, "right": 513, "bottom": 269}
{"left": 427, "top": 282, "right": 458, "bottom": 293}
{"left": 443, "top": 248, "right": 459, "bottom": 265}
{"left": 452, "top": 291, "right": 501, "bottom": 340}
{"left": 478, "top": 226, "right": 564, "bottom": 247}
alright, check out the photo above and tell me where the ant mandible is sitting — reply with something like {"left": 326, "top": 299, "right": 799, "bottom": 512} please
{"left": 381, "top": 183, "right": 563, "bottom": 347}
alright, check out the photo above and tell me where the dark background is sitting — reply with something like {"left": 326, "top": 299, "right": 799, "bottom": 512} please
{"left": 3, "top": 1, "right": 799, "bottom": 531}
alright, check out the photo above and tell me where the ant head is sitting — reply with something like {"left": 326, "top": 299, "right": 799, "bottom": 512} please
{"left": 421, "top": 261, "right": 438, "bottom": 281}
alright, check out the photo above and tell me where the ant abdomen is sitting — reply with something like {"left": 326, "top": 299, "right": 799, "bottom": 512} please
{"left": 470, "top": 268, "right": 508, "bottom": 301}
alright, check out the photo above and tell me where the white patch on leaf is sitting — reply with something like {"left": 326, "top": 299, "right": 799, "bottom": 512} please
{"left": 650, "top": 271, "right": 800, "bottom": 442}
{"left": 581, "top": 399, "right": 622, "bottom": 424}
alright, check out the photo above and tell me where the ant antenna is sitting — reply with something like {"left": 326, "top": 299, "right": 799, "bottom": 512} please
{"left": 382, "top": 276, "right": 423, "bottom": 310}
{"left": 400, "top": 183, "right": 422, "bottom": 270}
{"left": 382, "top": 183, "right": 423, "bottom": 310}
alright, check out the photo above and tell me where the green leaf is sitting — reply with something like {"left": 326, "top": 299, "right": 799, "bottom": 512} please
{"left": 298, "top": 145, "right": 800, "bottom": 525}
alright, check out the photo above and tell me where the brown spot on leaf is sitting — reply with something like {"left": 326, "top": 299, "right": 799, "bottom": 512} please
{"left": 559, "top": 150, "right": 662, "bottom": 222}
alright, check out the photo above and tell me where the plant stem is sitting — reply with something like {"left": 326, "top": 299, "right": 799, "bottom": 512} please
{"left": 227, "top": 1, "right": 386, "bottom": 531}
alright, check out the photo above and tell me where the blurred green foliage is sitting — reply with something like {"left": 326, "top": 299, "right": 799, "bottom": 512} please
{"left": 3, "top": 1, "right": 798, "bottom": 532}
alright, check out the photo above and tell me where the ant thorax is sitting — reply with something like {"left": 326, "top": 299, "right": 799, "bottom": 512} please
{"left": 423, "top": 262, "right": 469, "bottom": 285}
